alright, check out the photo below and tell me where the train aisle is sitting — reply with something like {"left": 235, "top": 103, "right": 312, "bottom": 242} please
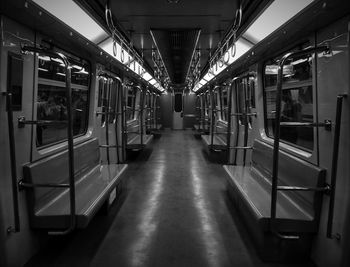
{"left": 26, "top": 130, "right": 313, "bottom": 267}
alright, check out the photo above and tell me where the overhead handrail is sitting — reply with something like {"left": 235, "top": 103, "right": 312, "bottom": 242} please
{"left": 327, "top": 94, "right": 347, "bottom": 240}
{"left": 3, "top": 91, "right": 20, "bottom": 233}
{"left": 270, "top": 45, "right": 329, "bottom": 240}
{"left": 20, "top": 46, "right": 76, "bottom": 235}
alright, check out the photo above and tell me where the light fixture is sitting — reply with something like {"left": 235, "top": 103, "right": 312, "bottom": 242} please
{"left": 242, "top": 0, "right": 314, "bottom": 44}
{"left": 194, "top": 0, "right": 315, "bottom": 93}
{"left": 31, "top": 0, "right": 109, "bottom": 44}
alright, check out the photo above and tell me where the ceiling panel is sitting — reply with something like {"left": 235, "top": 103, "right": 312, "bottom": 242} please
{"left": 105, "top": 0, "right": 239, "bottom": 86}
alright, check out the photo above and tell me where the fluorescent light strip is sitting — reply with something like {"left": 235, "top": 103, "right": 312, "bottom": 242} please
{"left": 32, "top": 0, "right": 109, "bottom": 44}
{"left": 242, "top": 0, "right": 314, "bottom": 43}
{"left": 195, "top": 0, "right": 314, "bottom": 92}
{"left": 32, "top": 0, "right": 168, "bottom": 91}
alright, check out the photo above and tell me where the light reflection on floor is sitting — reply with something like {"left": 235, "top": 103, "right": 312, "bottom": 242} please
{"left": 190, "top": 151, "right": 222, "bottom": 267}
{"left": 129, "top": 165, "right": 165, "bottom": 267}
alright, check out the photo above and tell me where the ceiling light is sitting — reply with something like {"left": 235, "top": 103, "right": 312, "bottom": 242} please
{"left": 32, "top": 0, "right": 109, "bottom": 44}
{"left": 242, "top": 0, "right": 314, "bottom": 44}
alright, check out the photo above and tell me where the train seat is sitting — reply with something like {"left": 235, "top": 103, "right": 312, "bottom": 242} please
{"left": 23, "top": 138, "right": 127, "bottom": 229}
{"left": 224, "top": 139, "right": 326, "bottom": 261}
{"left": 201, "top": 134, "right": 227, "bottom": 151}
{"left": 126, "top": 134, "right": 153, "bottom": 150}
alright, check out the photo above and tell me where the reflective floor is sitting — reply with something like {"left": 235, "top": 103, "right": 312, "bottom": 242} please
{"left": 26, "top": 130, "right": 314, "bottom": 267}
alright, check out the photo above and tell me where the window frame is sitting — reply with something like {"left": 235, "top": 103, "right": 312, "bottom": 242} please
{"left": 262, "top": 41, "right": 318, "bottom": 157}
{"left": 35, "top": 51, "right": 91, "bottom": 149}
{"left": 126, "top": 86, "right": 137, "bottom": 122}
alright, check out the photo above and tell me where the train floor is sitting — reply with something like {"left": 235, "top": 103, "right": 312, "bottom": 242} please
{"left": 25, "top": 130, "right": 315, "bottom": 267}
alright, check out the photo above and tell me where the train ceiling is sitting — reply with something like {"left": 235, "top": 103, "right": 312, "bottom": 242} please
{"left": 4, "top": 0, "right": 348, "bottom": 91}
{"left": 78, "top": 0, "right": 246, "bottom": 88}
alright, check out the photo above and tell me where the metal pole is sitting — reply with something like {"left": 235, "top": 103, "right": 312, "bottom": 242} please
{"left": 270, "top": 45, "right": 329, "bottom": 233}
{"left": 5, "top": 92, "right": 20, "bottom": 233}
{"left": 327, "top": 94, "right": 347, "bottom": 239}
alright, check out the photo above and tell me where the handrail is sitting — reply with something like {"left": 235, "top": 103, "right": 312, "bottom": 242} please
{"left": 121, "top": 82, "right": 127, "bottom": 161}
{"left": 327, "top": 94, "right": 347, "bottom": 240}
{"left": 22, "top": 46, "right": 76, "bottom": 235}
{"left": 105, "top": 79, "right": 111, "bottom": 164}
{"left": 3, "top": 92, "right": 20, "bottom": 233}
{"left": 140, "top": 88, "right": 145, "bottom": 146}
{"left": 226, "top": 85, "right": 232, "bottom": 162}
{"left": 270, "top": 45, "right": 329, "bottom": 239}
{"left": 115, "top": 77, "right": 122, "bottom": 163}
{"left": 18, "top": 117, "right": 68, "bottom": 127}
{"left": 210, "top": 89, "right": 215, "bottom": 148}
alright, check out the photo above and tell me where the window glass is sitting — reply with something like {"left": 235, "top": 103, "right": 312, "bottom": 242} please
{"left": 205, "top": 92, "right": 210, "bottom": 117}
{"left": 213, "top": 90, "right": 219, "bottom": 119}
{"left": 126, "top": 86, "right": 136, "bottom": 121}
{"left": 174, "top": 93, "right": 182, "bottom": 112}
{"left": 236, "top": 81, "right": 246, "bottom": 125}
{"left": 7, "top": 53, "right": 23, "bottom": 111}
{"left": 264, "top": 51, "right": 314, "bottom": 150}
{"left": 221, "top": 87, "right": 228, "bottom": 121}
{"left": 36, "top": 54, "right": 90, "bottom": 147}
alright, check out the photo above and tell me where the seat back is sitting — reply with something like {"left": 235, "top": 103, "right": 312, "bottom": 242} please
{"left": 23, "top": 138, "right": 100, "bottom": 211}
{"left": 251, "top": 139, "right": 326, "bottom": 217}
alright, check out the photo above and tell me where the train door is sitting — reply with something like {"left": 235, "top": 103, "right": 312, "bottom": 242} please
{"left": 173, "top": 92, "right": 183, "bottom": 129}
{"left": 183, "top": 91, "right": 197, "bottom": 129}
{"left": 232, "top": 74, "right": 256, "bottom": 165}
{"left": 96, "top": 74, "right": 122, "bottom": 164}
{"left": 0, "top": 20, "right": 36, "bottom": 267}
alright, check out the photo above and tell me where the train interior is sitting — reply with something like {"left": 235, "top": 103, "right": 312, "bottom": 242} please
{"left": 0, "top": 0, "right": 350, "bottom": 266}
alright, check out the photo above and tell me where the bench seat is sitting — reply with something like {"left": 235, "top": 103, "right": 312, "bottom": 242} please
{"left": 224, "top": 139, "right": 326, "bottom": 261}
{"left": 224, "top": 165, "right": 315, "bottom": 233}
{"left": 23, "top": 138, "right": 127, "bottom": 230}
{"left": 126, "top": 134, "right": 153, "bottom": 150}
{"left": 201, "top": 134, "right": 227, "bottom": 150}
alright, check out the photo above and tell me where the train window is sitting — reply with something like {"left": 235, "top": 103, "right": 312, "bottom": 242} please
{"left": 174, "top": 93, "right": 182, "bottom": 112}
{"left": 108, "top": 80, "right": 117, "bottom": 123}
{"left": 236, "top": 82, "right": 246, "bottom": 125}
{"left": 36, "top": 54, "right": 90, "bottom": 147}
{"left": 126, "top": 87, "right": 136, "bottom": 121}
{"left": 7, "top": 53, "right": 23, "bottom": 111}
{"left": 221, "top": 88, "right": 228, "bottom": 121}
{"left": 205, "top": 92, "right": 210, "bottom": 116}
{"left": 247, "top": 77, "right": 255, "bottom": 109}
{"left": 264, "top": 51, "right": 314, "bottom": 150}
{"left": 214, "top": 90, "right": 220, "bottom": 119}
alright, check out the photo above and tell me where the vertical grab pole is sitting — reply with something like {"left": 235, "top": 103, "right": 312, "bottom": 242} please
{"left": 140, "top": 87, "right": 144, "bottom": 146}
{"left": 49, "top": 52, "right": 76, "bottom": 235}
{"left": 210, "top": 87, "right": 215, "bottom": 148}
{"left": 327, "top": 94, "right": 347, "bottom": 239}
{"left": 5, "top": 92, "right": 20, "bottom": 233}
{"left": 233, "top": 79, "right": 240, "bottom": 165}
{"left": 226, "top": 84, "right": 233, "bottom": 164}
{"left": 105, "top": 79, "right": 111, "bottom": 164}
{"left": 63, "top": 57, "right": 76, "bottom": 235}
{"left": 270, "top": 46, "right": 329, "bottom": 235}
{"left": 115, "top": 78, "right": 121, "bottom": 163}
{"left": 22, "top": 46, "right": 76, "bottom": 235}
{"left": 243, "top": 77, "right": 249, "bottom": 166}
{"left": 270, "top": 52, "right": 286, "bottom": 229}
{"left": 121, "top": 82, "right": 126, "bottom": 162}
